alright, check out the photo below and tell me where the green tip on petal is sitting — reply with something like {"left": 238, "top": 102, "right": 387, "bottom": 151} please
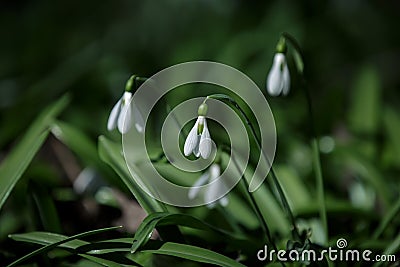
{"left": 125, "top": 75, "right": 137, "bottom": 92}
{"left": 276, "top": 37, "right": 287, "bottom": 54}
{"left": 198, "top": 103, "right": 208, "bottom": 116}
{"left": 197, "top": 122, "right": 204, "bottom": 135}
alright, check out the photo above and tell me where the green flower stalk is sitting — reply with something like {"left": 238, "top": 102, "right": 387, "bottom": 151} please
{"left": 277, "top": 32, "right": 329, "bottom": 244}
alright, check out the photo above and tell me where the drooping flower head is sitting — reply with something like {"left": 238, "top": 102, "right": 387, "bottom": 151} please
{"left": 184, "top": 102, "right": 213, "bottom": 159}
{"left": 107, "top": 75, "right": 144, "bottom": 134}
{"left": 188, "top": 163, "right": 229, "bottom": 208}
{"left": 266, "top": 37, "right": 290, "bottom": 96}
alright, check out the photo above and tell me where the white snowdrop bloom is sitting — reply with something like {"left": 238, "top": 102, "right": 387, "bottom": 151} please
{"left": 188, "top": 163, "right": 229, "bottom": 209}
{"left": 184, "top": 103, "right": 213, "bottom": 159}
{"left": 266, "top": 53, "right": 290, "bottom": 96}
{"left": 107, "top": 91, "right": 144, "bottom": 134}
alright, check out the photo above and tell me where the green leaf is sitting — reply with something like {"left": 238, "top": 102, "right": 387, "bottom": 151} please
{"left": 51, "top": 121, "right": 124, "bottom": 189}
{"left": 0, "top": 95, "right": 69, "bottom": 211}
{"left": 51, "top": 120, "right": 102, "bottom": 167}
{"left": 142, "top": 242, "right": 246, "bottom": 267}
{"left": 348, "top": 66, "right": 381, "bottom": 135}
{"left": 273, "top": 165, "right": 311, "bottom": 212}
{"left": 98, "top": 135, "right": 166, "bottom": 214}
{"left": 78, "top": 254, "right": 136, "bottom": 267}
{"left": 131, "top": 212, "right": 246, "bottom": 253}
{"left": 372, "top": 196, "right": 400, "bottom": 239}
{"left": 7, "top": 226, "right": 121, "bottom": 267}
{"left": 30, "top": 181, "right": 62, "bottom": 233}
{"left": 9, "top": 231, "right": 88, "bottom": 249}
{"left": 295, "top": 198, "right": 374, "bottom": 219}
{"left": 252, "top": 184, "right": 290, "bottom": 236}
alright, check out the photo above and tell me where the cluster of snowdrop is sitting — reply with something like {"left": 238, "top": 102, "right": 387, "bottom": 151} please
{"left": 106, "top": 36, "right": 292, "bottom": 208}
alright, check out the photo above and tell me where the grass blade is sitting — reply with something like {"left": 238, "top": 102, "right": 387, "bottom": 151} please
{"left": 98, "top": 136, "right": 166, "bottom": 214}
{"left": 142, "top": 242, "right": 246, "bottom": 267}
{"left": 131, "top": 212, "right": 246, "bottom": 253}
{"left": 7, "top": 226, "right": 121, "bottom": 267}
{"left": 0, "top": 95, "right": 69, "bottom": 211}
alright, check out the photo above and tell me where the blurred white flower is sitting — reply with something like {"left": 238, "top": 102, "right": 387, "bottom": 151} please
{"left": 184, "top": 103, "right": 213, "bottom": 159}
{"left": 188, "top": 163, "right": 228, "bottom": 208}
{"left": 349, "top": 181, "right": 375, "bottom": 210}
{"left": 107, "top": 91, "right": 144, "bottom": 134}
{"left": 266, "top": 53, "right": 290, "bottom": 96}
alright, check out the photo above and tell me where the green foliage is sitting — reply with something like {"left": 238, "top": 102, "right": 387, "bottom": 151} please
{"left": 0, "top": 95, "right": 69, "bottom": 211}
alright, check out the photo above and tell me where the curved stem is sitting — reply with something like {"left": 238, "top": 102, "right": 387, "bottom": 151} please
{"left": 228, "top": 149, "right": 285, "bottom": 267}
{"left": 233, "top": 101, "right": 300, "bottom": 241}
{"left": 282, "top": 32, "right": 328, "bottom": 244}
{"left": 210, "top": 94, "right": 301, "bottom": 241}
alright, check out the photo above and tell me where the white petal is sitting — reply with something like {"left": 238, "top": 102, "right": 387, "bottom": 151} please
{"left": 199, "top": 121, "right": 212, "bottom": 159}
{"left": 266, "top": 53, "right": 285, "bottom": 96}
{"left": 206, "top": 171, "right": 229, "bottom": 208}
{"left": 107, "top": 98, "right": 122, "bottom": 131}
{"left": 188, "top": 172, "right": 209, "bottom": 200}
{"left": 184, "top": 119, "right": 200, "bottom": 156}
{"left": 118, "top": 102, "right": 133, "bottom": 134}
{"left": 282, "top": 64, "right": 290, "bottom": 96}
{"left": 209, "top": 164, "right": 221, "bottom": 180}
{"left": 193, "top": 137, "right": 201, "bottom": 157}
{"left": 205, "top": 182, "right": 219, "bottom": 208}
{"left": 132, "top": 103, "right": 145, "bottom": 133}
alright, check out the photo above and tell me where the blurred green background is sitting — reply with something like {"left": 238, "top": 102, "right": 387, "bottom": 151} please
{"left": 0, "top": 0, "right": 399, "bottom": 266}
{"left": 1, "top": 0, "right": 399, "bottom": 142}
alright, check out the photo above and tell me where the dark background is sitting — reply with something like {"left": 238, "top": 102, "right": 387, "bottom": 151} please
{"left": 0, "top": 0, "right": 399, "bottom": 265}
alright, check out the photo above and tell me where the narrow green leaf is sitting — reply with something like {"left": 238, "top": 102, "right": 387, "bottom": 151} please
{"left": 273, "top": 165, "right": 311, "bottom": 211}
{"left": 9, "top": 231, "right": 88, "bottom": 249}
{"left": 79, "top": 254, "right": 138, "bottom": 267}
{"left": 98, "top": 136, "right": 166, "bottom": 214}
{"left": 142, "top": 242, "right": 246, "bottom": 267}
{"left": 51, "top": 120, "right": 102, "bottom": 167}
{"left": 131, "top": 212, "right": 246, "bottom": 253}
{"left": 30, "top": 181, "right": 62, "bottom": 233}
{"left": 51, "top": 121, "right": 124, "bottom": 189}
{"left": 372, "top": 197, "right": 400, "bottom": 239}
{"left": 7, "top": 226, "right": 121, "bottom": 267}
{"left": 0, "top": 94, "right": 69, "bottom": 211}
{"left": 76, "top": 238, "right": 144, "bottom": 255}
{"left": 11, "top": 233, "right": 141, "bottom": 266}
{"left": 295, "top": 198, "right": 374, "bottom": 219}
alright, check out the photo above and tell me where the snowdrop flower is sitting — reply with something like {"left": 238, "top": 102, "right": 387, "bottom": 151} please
{"left": 107, "top": 76, "right": 144, "bottom": 134}
{"left": 184, "top": 103, "right": 213, "bottom": 159}
{"left": 188, "top": 163, "right": 228, "bottom": 208}
{"left": 266, "top": 38, "right": 290, "bottom": 96}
